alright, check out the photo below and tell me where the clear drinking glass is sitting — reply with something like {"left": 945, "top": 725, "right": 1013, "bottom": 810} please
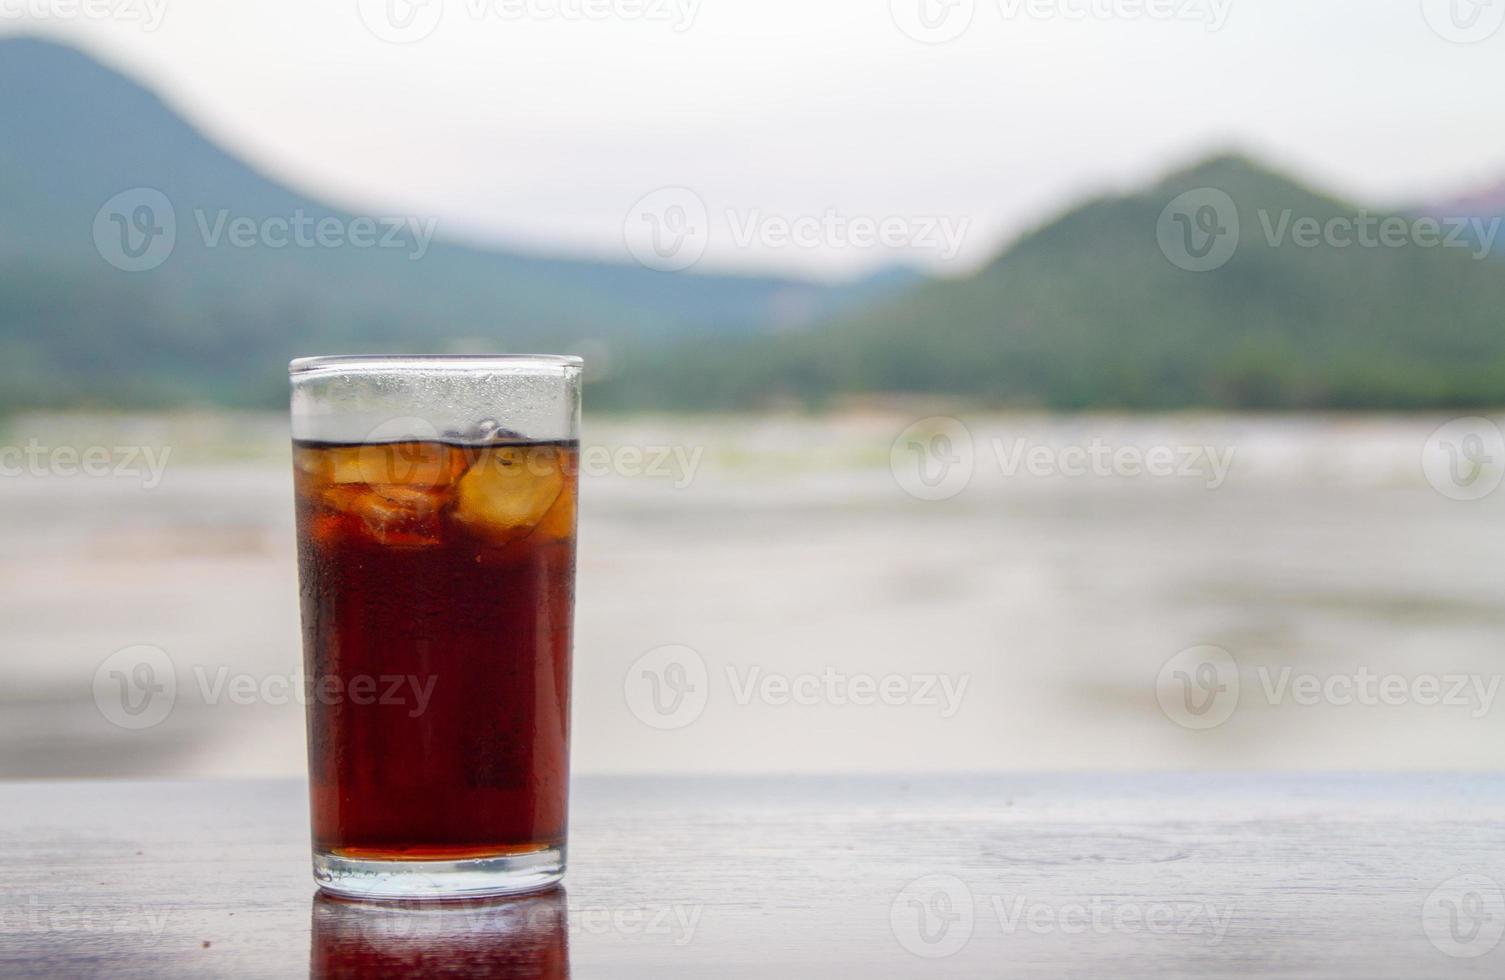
{"left": 289, "top": 355, "right": 581, "bottom": 900}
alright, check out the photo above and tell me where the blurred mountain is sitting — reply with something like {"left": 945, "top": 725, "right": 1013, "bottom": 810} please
{"left": 0, "top": 37, "right": 918, "bottom": 409}
{"left": 595, "top": 155, "right": 1505, "bottom": 410}
{"left": 4, "top": 36, "right": 1504, "bottom": 413}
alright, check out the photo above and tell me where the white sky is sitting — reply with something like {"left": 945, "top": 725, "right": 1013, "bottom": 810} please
{"left": 4, "top": 0, "right": 1505, "bottom": 280}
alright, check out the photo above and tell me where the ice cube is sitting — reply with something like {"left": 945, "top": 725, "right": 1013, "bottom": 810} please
{"left": 450, "top": 445, "right": 564, "bottom": 543}
{"left": 308, "top": 443, "right": 459, "bottom": 489}
{"left": 349, "top": 485, "right": 446, "bottom": 546}
{"left": 294, "top": 445, "right": 327, "bottom": 477}
{"left": 532, "top": 480, "right": 576, "bottom": 542}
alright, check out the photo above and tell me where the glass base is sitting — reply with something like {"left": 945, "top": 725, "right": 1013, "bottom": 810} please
{"left": 313, "top": 847, "right": 565, "bottom": 901}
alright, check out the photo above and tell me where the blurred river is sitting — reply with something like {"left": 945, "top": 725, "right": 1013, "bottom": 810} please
{"left": 2, "top": 411, "right": 1502, "bottom": 777}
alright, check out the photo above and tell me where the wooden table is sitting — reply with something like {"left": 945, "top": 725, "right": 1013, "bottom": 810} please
{"left": 2, "top": 775, "right": 1502, "bottom": 977}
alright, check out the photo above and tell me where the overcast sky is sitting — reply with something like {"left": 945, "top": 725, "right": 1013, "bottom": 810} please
{"left": 5, "top": 0, "right": 1505, "bottom": 280}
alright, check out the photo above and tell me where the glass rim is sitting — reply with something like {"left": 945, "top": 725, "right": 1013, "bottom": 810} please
{"left": 289, "top": 354, "right": 583, "bottom": 376}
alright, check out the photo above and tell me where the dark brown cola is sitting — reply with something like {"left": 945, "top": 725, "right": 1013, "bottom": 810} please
{"left": 293, "top": 438, "right": 576, "bottom": 861}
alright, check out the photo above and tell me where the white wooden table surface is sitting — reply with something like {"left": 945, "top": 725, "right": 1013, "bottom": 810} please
{"left": 1, "top": 774, "right": 1502, "bottom": 977}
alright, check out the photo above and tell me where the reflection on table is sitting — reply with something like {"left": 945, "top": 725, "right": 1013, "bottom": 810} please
{"left": 310, "top": 886, "right": 569, "bottom": 979}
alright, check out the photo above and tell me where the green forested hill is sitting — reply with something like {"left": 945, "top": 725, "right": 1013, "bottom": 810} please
{"left": 4, "top": 35, "right": 1504, "bottom": 413}
{"left": 0, "top": 37, "right": 914, "bottom": 410}
{"left": 594, "top": 156, "right": 1505, "bottom": 411}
